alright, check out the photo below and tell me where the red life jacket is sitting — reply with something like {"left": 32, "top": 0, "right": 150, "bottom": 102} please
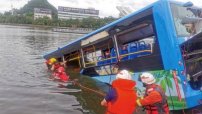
{"left": 52, "top": 64, "right": 62, "bottom": 78}
{"left": 57, "top": 72, "right": 69, "bottom": 82}
{"left": 144, "top": 84, "right": 169, "bottom": 114}
{"left": 45, "top": 60, "right": 52, "bottom": 69}
{"left": 106, "top": 79, "right": 137, "bottom": 114}
{"left": 57, "top": 67, "right": 69, "bottom": 82}
{"left": 54, "top": 63, "right": 61, "bottom": 70}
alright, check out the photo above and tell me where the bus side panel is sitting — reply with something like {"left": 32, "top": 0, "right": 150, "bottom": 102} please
{"left": 92, "top": 70, "right": 186, "bottom": 110}
{"left": 153, "top": 1, "right": 202, "bottom": 109}
{"left": 178, "top": 72, "right": 202, "bottom": 108}
{"left": 134, "top": 70, "right": 186, "bottom": 110}
{"left": 152, "top": 1, "right": 183, "bottom": 71}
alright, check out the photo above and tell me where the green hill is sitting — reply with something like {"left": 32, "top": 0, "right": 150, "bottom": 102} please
{"left": 19, "top": 0, "right": 57, "bottom": 19}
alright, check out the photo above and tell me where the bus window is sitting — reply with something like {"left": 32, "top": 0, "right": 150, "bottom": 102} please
{"left": 181, "top": 33, "right": 202, "bottom": 90}
{"left": 82, "top": 38, "right": 114, "bottom": 68}
{"left": 84, "top": 51, "right": 97, "bottom": 67}
{"left": 170, "top": 3, "right": 202, "bottom": 37}
{"left": 115, "top": 16, "right": 164, "bottom": 72}
{"left": 119, "top": 44, "right": 129, "bottom": 61}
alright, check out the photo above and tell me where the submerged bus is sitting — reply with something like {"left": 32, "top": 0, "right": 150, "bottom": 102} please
{"left": 44, "top": 0, "right": 202, "bottom": 111}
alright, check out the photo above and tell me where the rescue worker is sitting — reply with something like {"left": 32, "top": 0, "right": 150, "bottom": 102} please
{"left": 49, "top": 58, "right": 57, "bottom": 64}
{"left": 101, "top": 70, "right": 137, "bottom": 114}
{"left": 51, "top": 61, "right": 60, "bottom": 72}
{"left": 136, "top": 72, "right": 169, "bottom": 114}
{"left": 45, "top": 59, "right": 51, "bottom": 69}
{"left": 50, "top": 60, "right": 61, "bottom": 79}
{"left": 45, "top": 58, "right": 57, "bottom": 70}
{"left": 55, "top": 66, "right": 70, "bottom": 82}
{"left": 50, "top": 61, "right": 69, "bottom": 82}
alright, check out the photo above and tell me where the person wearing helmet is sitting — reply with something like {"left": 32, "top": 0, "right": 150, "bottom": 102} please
{"left": 50, "top": 61, "right": 69, "bottom": 82}
{"left": 55, "top": 66, "right": 70, "bottom": 82}
{"left": 45, "top": 58, "right": 57, "bottom": 70}
{"left": 49, "top": 61, "right": 60, "bottom": 79}
{"left": 101, "top": 70, "right": 137, "bottom": 114}
{"left": 136, "top": 72, "right": 169, "bottom": 114}
{"left": 45, "top": 59, "right": 51, "bottom": 70}
{"left": 49, "top": 58, "right": 57, "bottom": 64}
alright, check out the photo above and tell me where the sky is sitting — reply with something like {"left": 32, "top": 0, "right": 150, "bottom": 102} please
{"left": 0, "top": 0, "right": 201, "bottom": 17}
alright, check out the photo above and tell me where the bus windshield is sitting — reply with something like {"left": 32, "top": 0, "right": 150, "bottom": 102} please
{"left": 170, "top": 3, "right": 202, "bottom": 37}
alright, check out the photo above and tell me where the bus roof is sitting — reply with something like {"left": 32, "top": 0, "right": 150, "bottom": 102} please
{"left": 43, "top": 0, "right": 187, "bottom": 60}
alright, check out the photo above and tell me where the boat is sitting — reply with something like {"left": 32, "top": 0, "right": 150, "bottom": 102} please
{"left": 52, "top": 27, "right": 93, "bottom": 34}
{"left": 44, "top": 0, "right": 202, "bottom": 112}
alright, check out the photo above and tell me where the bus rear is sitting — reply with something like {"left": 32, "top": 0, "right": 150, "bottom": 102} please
{"left": 170, "top": 1, "right": 202, "bottom": 109}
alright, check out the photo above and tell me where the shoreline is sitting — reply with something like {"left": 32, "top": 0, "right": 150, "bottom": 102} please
{"left": 0, "top": 23, "right": 93, "bottom": 34}
{"left": 0, "top": 23, "right": 54, "bottom": 29}
{"left": 0, "top": 23, "right": 94, "bottom": 29}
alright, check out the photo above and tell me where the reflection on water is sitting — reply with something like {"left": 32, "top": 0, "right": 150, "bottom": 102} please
{"left": 0, "top": 25, "right": 107, "bottom": 114}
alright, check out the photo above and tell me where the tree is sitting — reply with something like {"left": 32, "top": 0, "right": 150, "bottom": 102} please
{"left": 19, "top": 0, "right": 57, "bottom": 20}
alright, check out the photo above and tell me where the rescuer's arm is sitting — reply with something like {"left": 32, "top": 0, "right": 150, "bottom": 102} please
{"left": 137, "top": 91, "right": 162, "bottom": 106}
{"left": 101, "top": 88, "right": 117, "bottom": 106}
{"left": 51, "top": 64, "right": 55, "bottom": 71}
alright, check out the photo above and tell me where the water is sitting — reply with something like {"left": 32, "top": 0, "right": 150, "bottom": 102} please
{"left": 0, "top": 25, "right": 106, "bottom": 114}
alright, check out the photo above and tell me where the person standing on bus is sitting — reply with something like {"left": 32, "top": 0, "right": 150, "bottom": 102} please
{"left": 101, "top": 70, "right": 137, "bottom": 114}
{"left": 136, "top": 72, "right": 169, "bottom": 114}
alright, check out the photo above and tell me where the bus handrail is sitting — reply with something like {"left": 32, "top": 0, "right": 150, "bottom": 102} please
{"left": 68, "top": 56, "right": 80, "bottom": 61}
{"left": 84, "top": 49, "right": 152, "bottom": 65}
{"left": 185, "top": 49, "right": 202, "bottom": 56}
{"left": 120, "top": 49, "right": 152, "bottom": 57}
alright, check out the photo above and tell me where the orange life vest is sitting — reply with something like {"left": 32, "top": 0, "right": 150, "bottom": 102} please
{"left": 106, "top": 79, "right": 137, "bottom": 114}
{"left": 144, "top": 84, "right": 169, "bottom": 114}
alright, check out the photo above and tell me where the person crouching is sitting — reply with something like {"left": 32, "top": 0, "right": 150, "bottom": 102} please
{"left": 136, "top": 72, "right": 169, "bottom": 114}
{"left": 101, "top": 70, "right": 137, "bottom": 114}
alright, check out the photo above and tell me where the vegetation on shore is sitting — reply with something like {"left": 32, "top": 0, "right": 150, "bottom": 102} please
{"left": 0, "top": 14, "right": 117, "bottom": 29}
{"left": 0, "top": 0, "right": 117, "bottom": 29}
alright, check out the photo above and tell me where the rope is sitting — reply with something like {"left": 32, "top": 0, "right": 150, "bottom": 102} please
{"left": 57, "top": 79, "right": 106, "bottom": 97}
{"left": 76, "top": 82, "right": 106, "bottom": 96}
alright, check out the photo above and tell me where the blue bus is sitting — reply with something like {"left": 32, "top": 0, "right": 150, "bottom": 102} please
{"left": 44, "top": 0, "right": 202, "bottom": 111}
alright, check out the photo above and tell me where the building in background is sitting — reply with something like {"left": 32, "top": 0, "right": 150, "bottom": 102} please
{"left": 116, "top": 6, "right": 133, "bottom": 17}
{"left": 34, "top": 8, "right": 52, "bottom": 20}
{"left": 58, "top": 6, "right": 99, "bottom": 20}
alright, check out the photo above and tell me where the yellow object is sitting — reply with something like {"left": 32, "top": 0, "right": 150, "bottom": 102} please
{"left": 140, "top": 96, "right": 144, "bottom": 99}
{"left": 49, "top": 58, "right": 57, "bottom": 64}
{"left": 136, "top": 99, "right": 142, "bottom": 106}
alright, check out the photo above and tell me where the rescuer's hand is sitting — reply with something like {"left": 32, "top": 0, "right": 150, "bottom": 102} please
{"left": 101, "top": 99, "right": 108, "bottom": 106}
{"left": 136, "top": 99, "right": 142, "bottom": 106}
